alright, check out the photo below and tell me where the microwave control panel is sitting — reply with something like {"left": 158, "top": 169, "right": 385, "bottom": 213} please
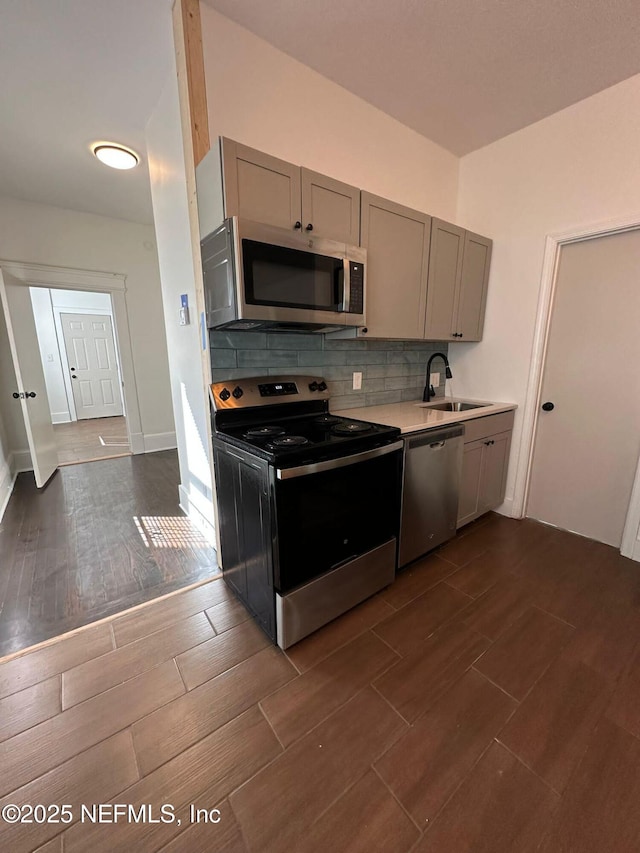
{"left": 349, "top": 262, "right": 364, "bottom": 314}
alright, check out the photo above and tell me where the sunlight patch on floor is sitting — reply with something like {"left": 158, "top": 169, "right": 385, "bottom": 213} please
{"left": 133, "top": 515, "right": 211, "bottom": 549}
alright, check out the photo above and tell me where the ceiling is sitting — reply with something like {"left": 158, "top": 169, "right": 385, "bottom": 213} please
{"left": 202, "top": 0, "right": 640, "bottom": 156}
{"left": 0, "top": 0, "right": 173, "bottom": 225}
{"left": 2, "top": 1, "right": 639, "bottom": 227}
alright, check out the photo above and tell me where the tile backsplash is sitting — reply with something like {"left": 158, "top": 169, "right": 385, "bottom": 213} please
{"left": 209, "top": 331, "right": 449, "bottom": 410}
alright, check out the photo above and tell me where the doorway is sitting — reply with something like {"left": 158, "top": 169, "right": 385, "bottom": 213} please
{"left": 526, "top": 228, "right": 640, "bottom": 548}
{"left": 30, "top": 286, "right": 132, "bottom": 466}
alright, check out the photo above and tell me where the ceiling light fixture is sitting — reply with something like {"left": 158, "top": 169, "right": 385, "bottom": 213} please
{"left": 92, "top": 142, "right": 140, "bottom": 170}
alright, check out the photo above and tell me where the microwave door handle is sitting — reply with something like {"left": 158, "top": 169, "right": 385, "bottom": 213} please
{"left": 340, "top": 259, "right": 351, "bottom": 313}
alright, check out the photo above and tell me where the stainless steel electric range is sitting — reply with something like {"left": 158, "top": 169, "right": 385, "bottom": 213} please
{"left": 210, "top": 375, "right": 403, "bottom": 648}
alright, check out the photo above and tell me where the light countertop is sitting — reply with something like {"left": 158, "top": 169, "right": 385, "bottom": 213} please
{"left": 335, "top": 397, "right": 517, "bottom": 435}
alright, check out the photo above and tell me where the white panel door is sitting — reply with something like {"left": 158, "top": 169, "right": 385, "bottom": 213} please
{"left": 527, "top": 230, "right": 640, "bottom": 547}
{"left": 0, "top": 268, "right": 58, "bottom": 487}
{"left": 60, "top": 313, "right": 124, "bottom": 419}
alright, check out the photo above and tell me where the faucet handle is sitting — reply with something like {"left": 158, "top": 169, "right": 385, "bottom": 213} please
{"left": 429, "top": 384, "right": 435, "bottom": 397}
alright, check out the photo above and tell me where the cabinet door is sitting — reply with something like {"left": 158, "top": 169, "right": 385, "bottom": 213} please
{"left": 221, "top": 138, "right": 301, "bottom": 231}
{"left": 360, "top": 192, "right": 431, "bottom": 339}
{"left": 424, "top": 218, "right": 465, "bottom": 341}
{"left": 457, "top": 439, "right": 484, "bottom": 527}
{"left": 301, "top": 168, "right": 360, "bottom": 244}
{"left": 457, "top": 230, "right": 492, "bottom": 341}
{"left": 478, "top": 430, "right": 511, "bottom": 514}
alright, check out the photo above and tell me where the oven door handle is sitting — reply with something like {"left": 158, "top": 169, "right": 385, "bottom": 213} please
{"left": 276, "top": 440, "right": 403, "bottom": 480}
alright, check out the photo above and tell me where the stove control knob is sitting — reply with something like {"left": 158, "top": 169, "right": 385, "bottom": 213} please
{"left": 308, "top": 381, "right": 319, "bottom": 391}
{"left": 317, "top": 381, "right": 328, "bottom": 392}
{"left": 232, "top": 386, "right": 244, "bottom": 399}
{"left": 219, "top": 388, "right": 231, "bottom": 401}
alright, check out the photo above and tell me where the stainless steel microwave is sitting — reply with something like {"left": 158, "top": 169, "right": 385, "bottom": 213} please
{"left": 201, "top": 217, "right": 366, "bottom": 332}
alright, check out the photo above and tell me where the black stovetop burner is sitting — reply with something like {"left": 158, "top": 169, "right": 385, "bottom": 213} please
{"left": 211, "top": 375, "right": 401, "bottom": 467}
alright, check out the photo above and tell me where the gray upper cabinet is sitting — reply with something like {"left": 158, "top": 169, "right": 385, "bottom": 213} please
{"left": 221, "top": 139, "right": 360, "bottom": 243}
{"left": 425, "top": 218, "right": 492, "bottom": 342}
{"left": 360, "top": 192, "right": 431, "bottom": 340}
{"left": 221, "top": 138, "right": 302, "bottom": 231}
{"left": 458, "top": 230, "right": 492, "bottom": 340}
{"left": 301, "top": 168, "right": 360, "bottom": 244}
{"left": 425, "top": 219, "right": 466, "bottom": 340}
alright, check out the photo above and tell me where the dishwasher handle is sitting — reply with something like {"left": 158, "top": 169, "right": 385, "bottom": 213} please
{"left": 406, "top": 423, "right": 465, "bottom": 450}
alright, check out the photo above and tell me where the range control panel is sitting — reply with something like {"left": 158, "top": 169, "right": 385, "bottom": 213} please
{"left": 210, "top": 375, "right": 331, "bottom": 410}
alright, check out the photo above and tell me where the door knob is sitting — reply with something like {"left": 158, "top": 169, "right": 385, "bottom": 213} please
{"left": 541, "top": 401, "right": 555, "bottom": 411}
{"left": 12, "top": 392, "right": 20, "bottom": 399}
{"left": 26, "top": 392, "right": 37, "bottom": 398}
{"left": 72, "top": 375, "right": 77, "bottom": 379}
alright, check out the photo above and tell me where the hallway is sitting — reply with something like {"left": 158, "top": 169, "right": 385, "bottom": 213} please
{"left": 0, "top": 451, "right": 219, "bottom": 658}
{"left": 53, "top": 415, "right": 131, "bottom": 465}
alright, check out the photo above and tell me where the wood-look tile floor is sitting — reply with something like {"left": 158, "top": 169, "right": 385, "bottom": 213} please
{"left": 0, "top": 451, "right": 219, "bottom": 658}
{"left": 3, "top": 513, "right": 640, "bottom": 853}
{"left": 53, "top": 416, "right": 131, "bottom": 465}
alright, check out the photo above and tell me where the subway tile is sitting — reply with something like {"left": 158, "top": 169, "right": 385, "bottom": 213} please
{"left": 321, "top": 365, "right": 363, "bottom": 380}
{"left": 361, "top": 377, "right": 386, "bottom": 393}
{"left": 210, "top": 349, "right": 237, "bottom": 368}
{"left": 401, "top": 386, "right": 424, "bottom": 401}
{"left": 332, "top": 393, "right": 368, "bottom": 410}
{"left": 384, "top": 376, "right": 416, "bottom": 391}
{"left": 210, "top": 331, "right": 267, "bottom": 349}
{"left": 211, "top": 368, "right": 260, "bottom": 382}
{"left": 237, "top": 349, "right": 298, "bottom": 367}
{"left": 387, "top": 350, "right": 428, "bottom": 364}
{"left": 267, "top": 366, "right": 316, "bottom": 376}
{"left": 323, "top": 337, "right": 368, "bottom": 350}
{"left": 365, "top": 363, "right": 422, "bottom": 379}
{"left": 365, "top": 390, "right": 403, "bottom": 406}
{"left": 297, "top": 350, "right": 347, "bottom": 366}
{"left": 266, "top": 332, "right": 322, "bottom": 350}
{"left": 343, "top": 350, "right": 388, "bottom": 364}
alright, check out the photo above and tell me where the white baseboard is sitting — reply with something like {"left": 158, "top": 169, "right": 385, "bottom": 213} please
{"left": 631, "top": 539, "right": 640, "bottom": 563}
{"left": 143, "top": 431, "right": 177, "bottom": 453}
{"left": 495, "top": 497, "right": 520, "bottom": 519}
{"left": 11, "top": 449, "right": 32, "bottom": 473}
{"left": 51, "top": 412, "right": 72, "bottom": 424}
{"left": 0, "top": 457, "right": 16, "bottom": 522}
{"left": 129, "top": 432, "right": 145, "bottom": 454}
{"left": 179, "top": 483, "right": 216, "bottom": 546}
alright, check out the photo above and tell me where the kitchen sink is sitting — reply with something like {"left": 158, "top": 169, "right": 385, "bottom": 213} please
{"left": 418, "top": 401, "right": 490, "bottom": 412}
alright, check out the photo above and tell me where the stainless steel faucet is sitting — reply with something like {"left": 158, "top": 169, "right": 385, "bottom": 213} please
{"left": 423, "top": 352, "right": 452, "bottom": 402}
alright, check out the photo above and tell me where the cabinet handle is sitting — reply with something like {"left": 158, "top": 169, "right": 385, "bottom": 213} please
{"left": 305, "top": 223, "right": 313, "bottom": 231}
{"left": 484, "top": 439, "right": 494, "bottom": 446}
{"left": 293, "top": 221, "right": 302, "bottom": 230}
{"left": 361, "top": 327, "right": 368, "bottom": 334}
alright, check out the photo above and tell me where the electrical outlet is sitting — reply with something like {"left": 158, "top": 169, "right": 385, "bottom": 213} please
{"left": 430, "top": 372, "right": 441, "bottom": 387}
{"left": 352, "top": 371, "right": 363, "bottom": 391}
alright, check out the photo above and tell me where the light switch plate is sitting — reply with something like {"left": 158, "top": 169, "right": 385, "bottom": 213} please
{"left": 430, "top": 372, "right": 440, "bottom": 387}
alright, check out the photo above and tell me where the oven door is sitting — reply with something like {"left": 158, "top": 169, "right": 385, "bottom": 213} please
{"left": 272, "top": 442, "right": 403, "bottom": 594}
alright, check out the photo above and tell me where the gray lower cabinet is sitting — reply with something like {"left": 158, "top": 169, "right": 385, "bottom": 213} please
{"left": 425, "top": 218, "right": 492, "bottom": 342}
{"left": 213, "top": 443, "right": 276, "bottom": 640}
{"left": 457, "top": 411, "right": 514, "bottom": 527}
{"left": 221, "top": 138, "right": 360, "bottom": 243}
{"left": 358, "top": 192, "right": 431, "bottom": 339}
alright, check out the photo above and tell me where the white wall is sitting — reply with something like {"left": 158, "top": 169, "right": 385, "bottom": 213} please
{"left": 30, "top": 287, "right": 121, "bottom": 424}
{"left": 454, "top": 72, "right": 640, "bottom": 516}
{"left": 0, "top": 195, "right": 175, "bottom": 456}
{"left": 146, "top": 52, "right": 215, "bottom": 540}
{"left": 199, "top": 6, "right": 459, "bottom": 222}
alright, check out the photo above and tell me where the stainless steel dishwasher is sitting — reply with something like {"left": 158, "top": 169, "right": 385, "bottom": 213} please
{"left": 399, "top": 423, "right": 464, "bottom": 568}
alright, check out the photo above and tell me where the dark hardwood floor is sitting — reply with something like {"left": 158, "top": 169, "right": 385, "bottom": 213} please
{"left": 0, "top": 451, "right": 219, "bottom": 658}
{"left": 2, "top": 513, "right": 640, "bottom": 852}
